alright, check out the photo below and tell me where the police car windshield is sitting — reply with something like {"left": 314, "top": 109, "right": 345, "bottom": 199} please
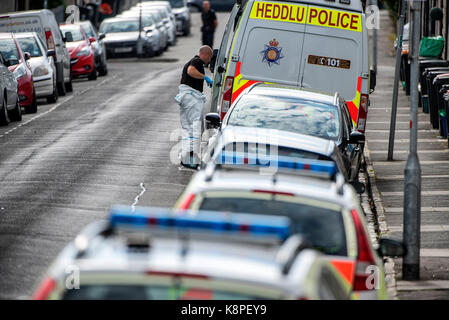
{"left": 63, "top": 284, "right": 281, "bottom": 300}
{"left": 227, "top": 95, "right": 340, "bottom": 141}
{"left": 17, "top": 37, "right": 42, "bottom": 57}
{"left": 199, "top": 196, "right": 347, "bottom": 256}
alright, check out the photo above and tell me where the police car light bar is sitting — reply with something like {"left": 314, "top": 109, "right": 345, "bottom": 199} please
{"left": 109, "top": 206, "right": 291, "bottom": 240}
{"left": 217, "top": 151, "right": 337, "bottom": 177}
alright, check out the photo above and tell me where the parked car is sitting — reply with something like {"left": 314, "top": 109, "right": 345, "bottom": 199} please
{"left": 0, "top": 32, "right": 36, "bottom": 113}
{"left": 15, "top": 32, "right": 58, "bottom": 103}
{"left": 99, "top": 16, "right": 160, "bottom": 58}
{"left": 143, "top": 0, "right": 190, "bottom": 36}
{"left": 76, "top": 20, "right": 108, "bottom": 76}
{"left": 175, "top": 155, "right": 405, "bottom": 299}
{"left": 0, "top": 51, "right": 21, "bottom": 125}
{"left": 59, "top": 24, "right": 97, "bottom": 81}
{"left": 206, "top": 83, "right": 365, "bottom": 182}
{"left": 33, "top": 207, "right": 353, "bottom": 300}
{"left": 0, "top": 9, "right": 73, "bottom": 95}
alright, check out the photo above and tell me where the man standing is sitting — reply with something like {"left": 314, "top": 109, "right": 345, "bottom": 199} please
{"left": 201, "top": 1, "right": 218, "bottom": 48}
{"left": 175, "top": 46, "right": 214, "bottom": 169}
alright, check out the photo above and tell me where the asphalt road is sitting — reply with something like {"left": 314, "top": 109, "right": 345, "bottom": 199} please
{"left": 0, "top": 12, "right": 229, "bottom": 299}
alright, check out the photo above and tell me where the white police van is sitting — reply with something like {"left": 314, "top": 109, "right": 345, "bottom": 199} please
{"left": 210, "top": 0, "right": 374, "bottom": 132}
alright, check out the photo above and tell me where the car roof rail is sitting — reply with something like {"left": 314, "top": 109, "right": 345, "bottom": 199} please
{"left": 275, "top": 234, "right": 311, "bottom": 275}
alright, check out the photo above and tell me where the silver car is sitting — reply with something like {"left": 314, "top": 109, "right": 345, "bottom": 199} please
{"left": 32, "top": 207, "right": 352, "bottom": 300}
{"left": 15, "top": 32, "right": 58, "bottom": 103}
{"left": 0, "top": 51, "right": 21, "bottom": 125}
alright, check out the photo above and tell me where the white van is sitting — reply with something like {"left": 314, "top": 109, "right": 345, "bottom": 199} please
{"left": 0, "top": 9, "right": 73, "bottom": 96}
{"left": 210, "top": 0, "right": 375, "bottom": 133}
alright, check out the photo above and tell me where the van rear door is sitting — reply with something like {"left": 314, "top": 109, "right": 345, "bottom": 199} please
{"left": 237, "top": 1, "right": 307, "bottom": 86}
{"left": 299, "top": 6, "right": 364, "bottom": 125}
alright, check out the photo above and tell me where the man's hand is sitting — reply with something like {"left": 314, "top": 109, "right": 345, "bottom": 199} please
{"left": 205, "top": 76, "right": 213, "bottom": 87}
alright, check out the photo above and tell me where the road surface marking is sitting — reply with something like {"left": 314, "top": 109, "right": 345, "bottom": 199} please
{"left": 388, "top": 225, "right": 449, "bottom": 232}
{"left": 382, "top": 191, "right": 449, "bottom": 196}
{"left": 131, "top": 182, "right": 146, "bottom": 212}
{"left": 385, "top": 207, "right": 449, "bottom": 212}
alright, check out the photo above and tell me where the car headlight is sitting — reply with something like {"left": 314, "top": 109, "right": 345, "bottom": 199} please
{"left": 13, "top": 63, "right": 26, "bottom": 80}
{"left": 33, "top": 65, "right": 49, "bottom": 77}
{"left": 76, "top": 47, "right": 91, "bottom": 56}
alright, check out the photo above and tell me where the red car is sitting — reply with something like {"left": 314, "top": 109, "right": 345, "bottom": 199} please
{"left": 0, "top": 32, "right": 37, "bottom": 113}
{"left": 59, "top": 24, "right": 97, "bottom": 80}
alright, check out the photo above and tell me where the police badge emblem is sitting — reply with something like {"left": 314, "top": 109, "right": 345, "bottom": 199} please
{"left": 260, "top": 39, "right": 284, "bottom": 67}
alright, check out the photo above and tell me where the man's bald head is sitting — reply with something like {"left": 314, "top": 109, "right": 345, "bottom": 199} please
{"left": 203, "top": 1, "right": 210, "bottom": 12}
{"left": 199, "top": 45, "right": 213, "bottom": 63}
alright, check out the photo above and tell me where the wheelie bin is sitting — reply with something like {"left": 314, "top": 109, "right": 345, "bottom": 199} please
{"left": 418, "top": 60, "right": 449, "bottom": 107}
{"left": 422, "top": 68, "right": 449, "bottom": 113}
{"left": 427, "top": 71, "right": 449, "bottom": 128}
{"left": 432, "top": 74, "right": 449, "bottom": 135}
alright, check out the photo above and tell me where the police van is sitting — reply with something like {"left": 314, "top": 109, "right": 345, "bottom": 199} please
{"left": 210, "top": 0, "right": 374, "bottom": 132}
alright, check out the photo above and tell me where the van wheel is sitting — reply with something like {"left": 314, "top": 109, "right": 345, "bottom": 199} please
{"left": 47, "top": 76, "right": 59, "bottom": 103}
{"left": 57, "top": 79, "right": 66, "bottom": 96}
{"left": 88, "top": 65, "right": 97, "bottom": 81}
{"left": 98, "top": 63, "right": 108, "bottom": 76}
{"left": 9, "top": 99, "right": 22, "bottom": 122}
{"left": 0, "top": 96, "right": 10, "bottom": 126}
{"left": 27, "top": 89, "right": 38, "bottom": 114}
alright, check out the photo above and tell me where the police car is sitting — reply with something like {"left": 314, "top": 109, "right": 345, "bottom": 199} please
{"left": 32, "top": 207, "right": 352, "bottom": 300}
{"left": 210, "top": 0, "right": 375, "bottom": 132}
{"left": 203, "top": 125, "right": 352, "bottom": 184}
{"left": 206, "top": 83, "right": 365, "bottom": 183}
{"left": 175, "top": 154, "right": 404, "bottom": 299}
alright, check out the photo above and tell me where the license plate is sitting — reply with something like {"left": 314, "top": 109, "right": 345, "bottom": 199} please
{"left": 115, "top": 47, "right": 133, "bottom": 53}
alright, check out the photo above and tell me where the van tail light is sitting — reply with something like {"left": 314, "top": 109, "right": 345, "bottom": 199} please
{"left": 33, "top": 277, "right": 56, "bottom": 300}
{"left": 178, "top": 193, "right": 195, "bottom": 209}
{"left": 45, "top": 28, "right": 55, "bottom": 50}
{"left": 350, "top": 209, "right": 377, "bottom": 291}
{"left": 356, "top": 94, "right": 369, "bottom": 133}
{"left": 220, "top": 76, "right": 234, "bottom": 120}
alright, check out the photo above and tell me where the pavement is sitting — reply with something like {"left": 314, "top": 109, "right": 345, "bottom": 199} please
{"left": 366, "top": 10, "right": 449, "bottom": 300}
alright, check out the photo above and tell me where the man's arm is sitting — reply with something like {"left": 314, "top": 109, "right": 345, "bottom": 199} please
{"left": 187, "top": 65, "right": 205, "bottom": 79}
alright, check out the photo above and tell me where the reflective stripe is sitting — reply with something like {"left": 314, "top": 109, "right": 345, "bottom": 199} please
{"left": 347, "top": 77, "right": 362, "bottom": 126}
{"left": 330, "top": 260, "right": 355, "bottom": 285}
{"left": 231, "top": 62, "right": 259, "bottom": 103}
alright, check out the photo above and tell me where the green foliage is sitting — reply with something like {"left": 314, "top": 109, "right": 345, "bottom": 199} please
{"left": 380, "top": 0, "right": 400, "bottom": 23}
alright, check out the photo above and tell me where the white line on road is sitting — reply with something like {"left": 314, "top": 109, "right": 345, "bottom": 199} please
{"left": 374, "top": 160, "right": 449, "bottom": 165}
{"left": 369, "top": 149, "right": 449, "bottom": 154}
{"left": 365, "top": 129, "right": 439, "bottom": 133}
{"left": 0, "top": 75, "right": 116, "bottom": 139}
{"left": 385, "top": 207, "right": 449, "bottom": 212}
{"left": 367, "top": 139, "right": 447, "bottom": 143}
{"left": 382, "top": 190, "right": 449, "bottom": 196}
{"left": 131, "top": 182, "right": 146, "bottom": 212}
{"left": 377, "top": 175, "right": 449, "bottom": 180}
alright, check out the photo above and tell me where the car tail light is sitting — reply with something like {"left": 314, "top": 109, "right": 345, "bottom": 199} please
{"left": 356, "top": 94, "right": 369, "bottom": 133}
{"left": 45, "top": 28, "right": 55, "bottom": 50}
{"left": 350, "top": 209, "right": 377, "bottom": 291}
{"left": 33, "top": 277, "right": 56, "bottom": 300}
{"left": 178, "top": 193, "right": 195, "bottom": 209}
{"left": 220, "top": 76, "right": 234, "bottom": 120}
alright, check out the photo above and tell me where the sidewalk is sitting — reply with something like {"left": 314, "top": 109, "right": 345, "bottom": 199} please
{"left": 366, "top": 10, "right": 449, "bottom": 300}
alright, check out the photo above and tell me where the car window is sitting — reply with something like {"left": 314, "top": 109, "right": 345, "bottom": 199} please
{"left": 62, "top": 284, "right": 282, "bottom": 300}
{"left": 198, "top": 194, "right": 347, "bottom": 256}
{"left": 17, "top": 37, "right": 43, "bottom": 57}
{"left": 100, "top": 20, "right": 140, "bottom": 33}
{"left": 80, "top": 24, "right": 95, "bottom": 38}
{"left": 60, "top": 27, "right": 85, "bottom": 41}
{"left": 166, "top": 0, "right": 184, "bottom": 8}
{"left": 0, "top": 39, "right": 20, "bottom": 65}
{"left": 227, "top": 95, "right": 340, "bottom": 141}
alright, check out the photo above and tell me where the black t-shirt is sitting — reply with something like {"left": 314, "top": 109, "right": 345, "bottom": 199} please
{"left": 201, "top": 9, "right": 217, "bottom": 33}
{"left": 181, "top": 55, "right": 205, "bottom": 92}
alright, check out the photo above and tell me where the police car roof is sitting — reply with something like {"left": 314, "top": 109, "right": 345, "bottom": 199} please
{"left": 243, "top": 0, "right": 364, "bottom": 12}
{"left": 193, "top": 168, "right": 354, "bottom": 207}
{"left": 246, "top": 83, "right": 338, "bottom": 105}
{"left": 219, "top": 126, "right": 337, "bottom": 157}
{"left": 51, "top": 226, "right": 320, "bottom": 296}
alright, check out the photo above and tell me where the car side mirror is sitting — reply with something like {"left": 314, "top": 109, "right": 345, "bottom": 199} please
{"left": 377, "top": 237, "right": 405, "bottom": 257}
{"left": 98, "top": 33, "right": 105, "bottom": 40}
{"left": 370, "top": 69, "right": 376, "bottom": 93}
{"left": 351, "top": 181, "right": 366, "bottom": 194}
{"left": 47, "top": 49, "right": 56, "bottom": 57}
{"left": 217, "top": 66, "right": 225, "bottom": 74}
{"left": 64, "top": 31, "right": 73, "bottom": 43}
{"left": 89, "top": 36, "right": 96, "bottom": 43}
{"left": 210, "top": 49, "right": 218, "bottom": 72}
{"left": 205, "top": 113, "right": 221, "bottom": 129}
{"left": 349, "top": 131, "right": 365, "bottom": 144}
{"left": 24, "top": 52, "right": 31, "bottom": 60}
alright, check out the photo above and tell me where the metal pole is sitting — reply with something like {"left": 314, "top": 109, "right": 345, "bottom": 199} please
{"left": 387, "top": 0, "right": 407, "bottom": 160}
{"left": 403, "top": 0, "right": 421, "bottom": 281}
{"left": 137, "top": 0, "right": 143, "bottom": 56}
{"left": 372, "top": 0, "right": 378, "bottom": 74}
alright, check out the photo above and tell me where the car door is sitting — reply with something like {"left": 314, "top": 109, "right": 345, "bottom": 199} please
{"left": 0, "top": 54, "right": 18, "bottom": 108}
{"left": 341, "top": 103, "right": 361, "bottom": 181}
